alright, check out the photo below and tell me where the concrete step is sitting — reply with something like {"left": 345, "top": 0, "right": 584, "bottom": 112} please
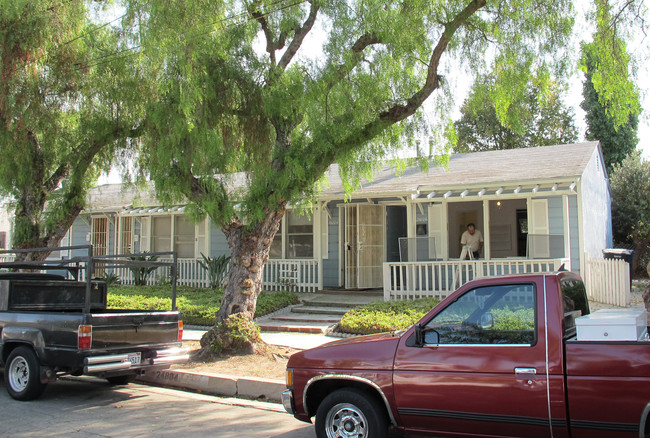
{"left": 291, "top": 306, "right": 351, "bottom": 316}
{"left": 258, "top": 320, "right": 333, "bottom": 334}
{"left": 272, "top": 313, "right": 341, "bottom": 323}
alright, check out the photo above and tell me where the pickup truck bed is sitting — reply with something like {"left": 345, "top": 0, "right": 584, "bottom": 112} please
{"left": 0, "top": 246, "right": 187, "bottom": 401}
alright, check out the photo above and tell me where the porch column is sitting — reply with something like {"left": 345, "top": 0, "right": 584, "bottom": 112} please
{"left": 406, "top": 202, "right": 416, "bottom": 261}
{"left": 483, "top": 199, "right": 490, "bottom": 260}
{"left": 563, "top": 194, "right": 571, "bottom": 270}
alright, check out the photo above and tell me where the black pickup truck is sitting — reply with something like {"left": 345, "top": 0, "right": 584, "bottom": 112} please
{"left": 0, "top": 245, "right": 187, "bottom": 400}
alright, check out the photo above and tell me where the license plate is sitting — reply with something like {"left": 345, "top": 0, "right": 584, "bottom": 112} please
{"left": 126, "top": 352, "right": 141, "bottom": 365}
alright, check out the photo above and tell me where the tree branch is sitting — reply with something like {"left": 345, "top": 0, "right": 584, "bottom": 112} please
{"left": 251, "top": 7, "right": 277, "bottom": 66}
{"left": 277, "top": 1, "right": 319, "bottom": 71}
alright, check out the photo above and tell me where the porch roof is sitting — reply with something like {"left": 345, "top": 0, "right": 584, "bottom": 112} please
{"left": 319, "top": 142, "right": 599, "bottom": 200}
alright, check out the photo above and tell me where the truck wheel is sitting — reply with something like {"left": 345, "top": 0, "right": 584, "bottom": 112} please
{"left": 106, "top": 375, "right": 136, "bottom": 385}
{"left": 4, "top": 346, "right": 47, "bottom": 401}
{"left": 315, "top": 388, "right": 387, "bottom": 438}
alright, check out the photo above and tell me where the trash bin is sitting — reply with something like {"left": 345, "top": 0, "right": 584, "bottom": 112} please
{"left": 603, "top": 249, "right": 635, "bottom": 287}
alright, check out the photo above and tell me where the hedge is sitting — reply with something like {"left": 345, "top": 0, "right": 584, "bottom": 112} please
{"left": 338, "top": 298, "right": 441, "bottom": 335}
{"left": 107, "top": 285, "right": 299, "bottom": 326}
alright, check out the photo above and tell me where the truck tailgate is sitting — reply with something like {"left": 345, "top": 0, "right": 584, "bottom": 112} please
{"left": 87, "top": 311, "right": 180, "bottom": 350}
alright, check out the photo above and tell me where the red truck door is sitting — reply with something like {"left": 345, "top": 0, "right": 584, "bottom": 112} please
{"left": 393, "top": 281, "right": 556, "bottom": 437}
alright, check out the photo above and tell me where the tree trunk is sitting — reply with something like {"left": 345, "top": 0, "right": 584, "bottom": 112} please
{"left": 215, "top": 207, "right": 285, "bottom": 325}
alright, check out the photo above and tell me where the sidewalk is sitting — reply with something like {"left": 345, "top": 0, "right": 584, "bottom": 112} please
{"left": 137, "top": 328, "right": 342, "bottom": 403}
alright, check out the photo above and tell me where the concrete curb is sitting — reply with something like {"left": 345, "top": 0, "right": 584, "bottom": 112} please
{"left": 136, "top": 369, "right": 285, "bottom": 402}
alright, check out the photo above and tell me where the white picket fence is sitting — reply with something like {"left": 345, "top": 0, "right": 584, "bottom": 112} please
{"left": 584, "top": 254, "right": 631, "bottom": 307}
{"left": 383, "top": 258, "right": 569, "bottom": 301}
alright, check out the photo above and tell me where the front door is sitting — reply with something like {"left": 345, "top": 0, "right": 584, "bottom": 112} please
{"left": 345, "top": 204, "right": 385, "bottom": 289}
{"left": 393, "top": 280, "right": 555, "bottom": 436}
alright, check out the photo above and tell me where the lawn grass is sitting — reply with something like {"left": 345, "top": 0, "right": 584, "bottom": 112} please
{"left": 106, "top": 285, "right": 299, "bottom": 326}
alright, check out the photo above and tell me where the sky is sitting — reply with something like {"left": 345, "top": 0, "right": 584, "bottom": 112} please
{"left": 99, "top": 1, "right": 650, "bottom": 184}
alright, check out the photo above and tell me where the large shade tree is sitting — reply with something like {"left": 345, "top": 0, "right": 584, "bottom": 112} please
{"left": 0, "top": 0, "right": 144, "bottom": 259}
{"left": 127, "top": 0, "right": 578, "bottom": 350}
{"left": 454, "top": 76, "right": 578, "bottom": 152}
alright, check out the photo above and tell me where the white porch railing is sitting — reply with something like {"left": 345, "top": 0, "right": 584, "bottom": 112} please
{"left": 262, "top": 259, "right": 320, "bottom": 292}
{"left": 383, "top": 258, "right": 570, "bottom": 301}
{"left": 584, "top": 254, "right": 630, "bottom": 307}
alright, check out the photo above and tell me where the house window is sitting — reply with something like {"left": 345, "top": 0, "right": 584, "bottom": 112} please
{"left": 269, "top": 234, "right": 282, "bottom": 259}
{"left": 0, "top": 231, "right": 6, "bottom": 249}
{"left": 92, "top": 217, "right": 108, "bottom": 257}
{"left": 287, "top": 211, "right": 313, "bottom": 258}
{"left": 268, "top": 211, "right": 314, "bottom": 259}
{"left": 174, "top": 215, "right": 195, "bottom": 258}
{"left": 152, "top": 216, "right": 172, "bottom": 252}
{"left": 119, "top": 217, "right": 134, "bottom": 254}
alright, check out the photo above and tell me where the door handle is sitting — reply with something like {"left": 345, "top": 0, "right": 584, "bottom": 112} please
{"left": 514, "top": 367, "right": 537, "bottom": 375}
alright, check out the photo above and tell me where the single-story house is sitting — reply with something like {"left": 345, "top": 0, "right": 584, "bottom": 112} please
{"left": 0, "top": 142, "right": 612, "bottom": 298}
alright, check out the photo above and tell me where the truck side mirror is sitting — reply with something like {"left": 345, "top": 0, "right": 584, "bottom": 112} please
{"left": 414, "top": 323, "right": 424, "bottom": 347}
{"left": 414, "top": 323, "right": 440, "bottom": 347}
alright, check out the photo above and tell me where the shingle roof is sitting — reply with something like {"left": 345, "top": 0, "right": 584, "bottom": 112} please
{"left": 85, "top": 142, "right": 600, "bottom": 211}
{"left": 319, "top": 141, "right": 600, "bottom": 198}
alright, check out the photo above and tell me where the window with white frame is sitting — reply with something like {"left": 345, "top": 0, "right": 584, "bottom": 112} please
{"left": 174, "top": 215, "right": 195, "bottom": 258}
{"left": 287, "top": 211, "right": 313, "bottom": 258}
{"left": 152, "top": 216, "right": 172, "bottom": 252}
{"left": 265, "top": 210, "right": 316, "bottom": 259}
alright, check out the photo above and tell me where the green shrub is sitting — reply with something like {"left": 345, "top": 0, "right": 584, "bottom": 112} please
{"left": 206, "top": 313, "right": 264, "bottom": 356}
{"left": 255, "top": 290, "right": 300, "bottom": 318}
{"left": 106, "top": 285, "right": 298, "bottom": 326}
{"left": 339, "top": 298, "right": 441, "bottom": 335}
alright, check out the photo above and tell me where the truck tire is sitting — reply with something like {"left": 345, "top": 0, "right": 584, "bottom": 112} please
{"left": 315, "top": 388, "right": 388, "bottom": 438}
{"left": 106, "top": 374, "right": 136, "bottom": 385}
{"left": 4, "top": 346, "right": 47, "bottom": 401}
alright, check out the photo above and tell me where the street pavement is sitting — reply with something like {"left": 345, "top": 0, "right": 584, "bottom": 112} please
{"left": 0, "top": 375, "right": 316, "bottom": 437}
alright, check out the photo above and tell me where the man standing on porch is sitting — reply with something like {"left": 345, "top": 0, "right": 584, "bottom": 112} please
{"left": 461, "top": 223, "right": 484, "bottom": 259}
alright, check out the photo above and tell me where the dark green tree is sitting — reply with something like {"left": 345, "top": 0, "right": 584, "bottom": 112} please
{"left": 580, "top": 0, "right": 641, "bottom": 171}
{"left": 454, "top": 77, "right": 578, "bottom": 152}
{"left": 0, "top": 0, "right": 144, "bottom": 259}
{"left": 609, "top": 152, "right": 650, "bottom": 272}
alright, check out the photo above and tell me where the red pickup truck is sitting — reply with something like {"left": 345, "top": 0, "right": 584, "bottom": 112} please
{"left": 282, "top": 271, "right": 650, "bottom": 437}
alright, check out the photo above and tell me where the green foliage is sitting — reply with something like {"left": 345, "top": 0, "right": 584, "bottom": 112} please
{"left": 127, "top": 254, "right": 159, "bottom": 286}
{"left": 0, "top": 1, "right": 146, "bottom": 254}
{"left": 609, "top": 152, "right": 650, "bottom": 272}
{"left": 453, "top": 76, "right": 578, "bottom": 152}
{"left": 581, "top": 42, "right": 639, "bottom": 171}
{"left": 207, "top": 313, "right": 264, "bottom": 356}
{"left": 339, "top": 298, "right": 440, "bottom": 335}
{"left": 198, "top": 253, "right": 231, "bottom": 289}
{"left": 255, "top": 290, "right": 300, "bottom": 317}
{"left": 492, "top": 307, "right": 535, "bottom": 331}
{"left": 580, "top": 0, "right": 643, "bottom": 132}
{"left": 107, "top": 285, "right": 298, "bottom": 326}
{"left": 98, "top": 271, "right": 121, "bottom": 286}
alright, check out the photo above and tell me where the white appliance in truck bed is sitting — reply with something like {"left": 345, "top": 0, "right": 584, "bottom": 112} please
{"left": 575, "top": 308, "right": 648, "bottom": 341}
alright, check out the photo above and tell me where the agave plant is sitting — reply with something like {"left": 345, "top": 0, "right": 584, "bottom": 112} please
{"left": 127, "top": 253, "right": 159, "bottom": 286}
{"left": 198, "top": 253, "right": 231, "bottom": 289}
